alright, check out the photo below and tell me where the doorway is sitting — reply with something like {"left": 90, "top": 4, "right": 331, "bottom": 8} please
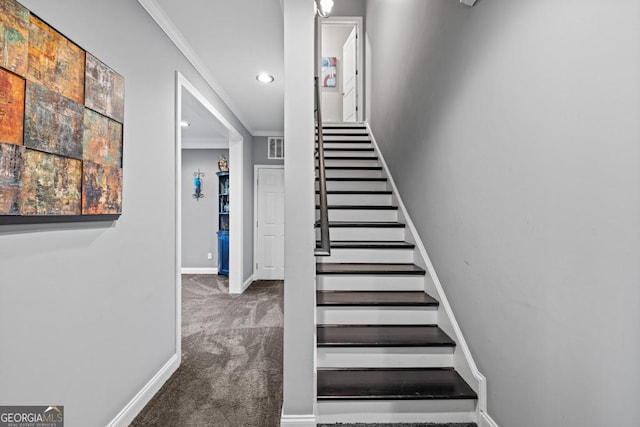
{"left": 320, "top": 17, "right": 363, "bottom": 123}
{"left": 254, "top": 165, "right": 285, "bottom": 280}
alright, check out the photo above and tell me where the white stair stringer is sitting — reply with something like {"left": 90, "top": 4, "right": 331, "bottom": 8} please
{"left": 364, "top": 123, "right": 489, "bottom": 423}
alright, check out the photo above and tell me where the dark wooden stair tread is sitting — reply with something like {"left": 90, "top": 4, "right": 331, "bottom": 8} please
{"left": 316, "top": 221, "right": 405, "bottom": 228}
{"left": 317, "top": 368, "right": 477, "bottom": 400}
{"left": 316, "top": 205, "right": 398, "bottom": 210}
{"left": 317, "top": 291, "right": 437, "bottom": 307}
{"left": 317, "top": 191, "right": 391, "bottom": 195}
{"left": 322, "top": 147, "right": 374, "bottom": 151}
{"left": 317, "top": 325, "right": 452, "bottom": 347}
{"left": 318, "top": 133, "right": 370, "bottom": 137}
{"left": 321, "top": 156, "right": 379, "bottom": 160}
{"left": 318, "top": 177, "right": 387, "bottom": 181}
{"left": 318, "top": 140, "right": 372, "bottom": 144}
{"left": 317, "top": 263, "right": 425, "bottom": 275}
{"left": 322, "top": 126, "right": 367, "bottom": 130}
{"left": 316, "top": 240, "right": 412, "bottom": 248}
{"left": 320, "top": 166, "right": 382, "bottom": 170}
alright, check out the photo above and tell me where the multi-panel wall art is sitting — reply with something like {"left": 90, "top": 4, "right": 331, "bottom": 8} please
{"left": 0, "top": 0, "right": 124, "bottom": 221}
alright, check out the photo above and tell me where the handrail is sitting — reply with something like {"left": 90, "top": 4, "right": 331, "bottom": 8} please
{"left": 314, "top": 76, "right": 331, "bottom": 256}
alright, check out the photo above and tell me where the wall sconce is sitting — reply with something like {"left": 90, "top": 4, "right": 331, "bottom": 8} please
{"left": 193, "top": 169, "right": 205, "bottom": 201}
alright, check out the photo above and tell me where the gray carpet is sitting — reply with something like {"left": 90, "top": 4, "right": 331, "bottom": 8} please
{"left": 318, "top": 424, "right": 477, "bottom": 427}
{"left": 130, "top": 275, "right": 283, "bottom": 427}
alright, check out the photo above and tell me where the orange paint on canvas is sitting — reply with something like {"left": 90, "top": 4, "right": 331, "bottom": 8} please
{"left": 26, "top": 15, "right": 84, "bottom": 104}
{"left": 0, "top": 0, "right": 30, "bottom": 77}
{"left": 82, "top": 161, "right": 122, "bottom": 215}
{"left": 82, "top": 109, "right": 122, "bottom": 168}
{"left": 0, "top": 68, "right": 24, "bottom": 145}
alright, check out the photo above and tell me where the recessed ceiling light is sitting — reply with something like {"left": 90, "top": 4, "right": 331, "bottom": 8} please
{"left": 256, "top": 73, "right": 275, "bottom": 84}
{"left": 180, "top": 121, "right": 190, "bottom": 127}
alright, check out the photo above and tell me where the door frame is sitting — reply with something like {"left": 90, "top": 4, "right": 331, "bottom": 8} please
{"left": 320, "top": 16, "right": 364, "bottom": 122}
{"left": 253, "top": 164, "right": 285, "bottom": 280}
{"left": 175, "top": 71, "right": 246, "bottom": 358}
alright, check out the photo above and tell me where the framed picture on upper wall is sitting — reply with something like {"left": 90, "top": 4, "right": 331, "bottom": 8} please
{"left": 322, "top": 57, "right": 336, "bottom": 88}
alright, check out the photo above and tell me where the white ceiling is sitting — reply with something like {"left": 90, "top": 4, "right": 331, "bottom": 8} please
{"left": 139, "top": 0, "right": 285, "bottom": 136}
{"left": 181, "top": 88, "right": 229, "bottom": 144}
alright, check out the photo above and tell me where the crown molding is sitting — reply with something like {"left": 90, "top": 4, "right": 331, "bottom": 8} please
{"left": 137, "top": 0, "right": 255, "bottom": 135}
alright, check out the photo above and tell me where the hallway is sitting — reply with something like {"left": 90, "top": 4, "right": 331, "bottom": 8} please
{"left": 131, "top": 276, "right": 283, "bottom": 426}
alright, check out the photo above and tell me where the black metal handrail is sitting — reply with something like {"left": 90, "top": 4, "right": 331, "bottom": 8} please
{"left": 314, "top": 76, "right": 330, "bottom": 256}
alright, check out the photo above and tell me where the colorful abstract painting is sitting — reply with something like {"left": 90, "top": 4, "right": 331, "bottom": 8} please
{"left": 24, "top": 81, "right": 84, "bottom": 159}
{"left": 85, "top": 53, "right": 125, "bottom": 123}
{"left": 0, "top": 68, "right": 25, "bottom": 145}
{"left": 26, "top": 14, "right": 85, "bottom": 104}
{"left": 322, "top": 57, "right": 337, "bottom": 88}
{"left": 82, "top": 109, "right": 122, "bottom": 168}
{"left": 82, "top": 161, "right": 122, "bottom": 215}
{"left": 21, "top": 149, "right": 82, "bottom": 215}
{"left": 0, "top": 0, "right": 29, "bottom": 77}
{"left": 0, "top": 142, "right": 24, "bottom": 215}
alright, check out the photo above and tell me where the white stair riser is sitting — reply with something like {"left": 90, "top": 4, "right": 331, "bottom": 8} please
{"left": 320, "top": 227, "right": 405, "bottom": 241}
{"left": 322, "top": 159, "right": 380, "bottom": 167}
{"left": 317, "top": 347, "right": 453, "bottom": 368}
{"left": 324, "top": 169, "right": 384, "bottom": 178}
{"left": 317, "top": 248, "right": 413, "bottom": 264}
{"left": 317, "top": 400, "right": 476, "bottom": 424}
{"left": 323, "top": 135, "right": 371, "bottom": 142}
{"left": 316, "top": 275, "right": 425, "bottom": 291}
{"left": 327, "top": 209, "right": 398, "bottom": 222}
{"left": 323, "top": 142, "right": 373, "bottom": 149}
{"left": 319, "top": 181, "right": 388, "bottom": 192}
{"left": 320, "top": 150, "right": 377, "bottom": 158}
{"left": 318, "top": 194, "right": 392, "bottom": 205}
{"left": 316, "top": 306, "right": 437, "bottom": 324}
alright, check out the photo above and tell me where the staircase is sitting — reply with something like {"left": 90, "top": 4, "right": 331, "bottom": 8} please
{"left": 315, "top": 124, "right": 478, "bottom": 424}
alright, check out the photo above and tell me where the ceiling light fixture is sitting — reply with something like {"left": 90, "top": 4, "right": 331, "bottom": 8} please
{"left": 256, "top": 73, "right": 275, "bottom": 84}
{"left": 315, "top": 0, "right": 334, "bottom": 17}
{"left": 180, "top": 121, "right": 190, "bottom": 127}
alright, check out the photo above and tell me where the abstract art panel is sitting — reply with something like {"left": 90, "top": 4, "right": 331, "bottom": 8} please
{"left": 0, "top": 0, "right": 29, "bottom": 77}
{"left": 0, "top": 142, "right": 24, "bottom": 215}
{"left": 0, "top": 68, "right": 25, "bottom": 145}
{"left": 82, "top": 109, "right": 122, "bottom": 168}
{"left": 85, "top": 53, "right": 124, "bottom": 123}
{"left": 82, "top": 161, "right": 122, "bottom": 215}
{"left": 24, "top": 81, "right": 84, "bottom": 159}
{"left": 322, "top": 56, "right": 336, "bottom": 88}
{"left": 21, "top": 149, "right": 82, "bottom": 215}
{"left": 27, "top": 14, "right": 85, "bottom": 104}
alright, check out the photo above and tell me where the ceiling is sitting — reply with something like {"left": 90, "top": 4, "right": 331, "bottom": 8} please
{"left": 139, "top": 0, "right": 285, "bottom": 136}
{"left": 181, "top": 89, "right": 229, "bottom": 144}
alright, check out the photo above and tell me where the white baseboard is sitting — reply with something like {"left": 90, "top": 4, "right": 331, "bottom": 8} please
{"left": 241, "top": 274, "right": 255, "bottom": 292}
{"left": 106, "top": 354, "right": 179, "bottom": 427}
{"left": 481, "top": 411, "right": 500, "bottom": 427}
{"left": 181, "top": 267, "right": 218, "bottom": 275}
{"left": 280, "top": 413, "right": 316, "bottom": 427}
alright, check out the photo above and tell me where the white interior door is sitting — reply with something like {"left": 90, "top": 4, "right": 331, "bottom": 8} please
{"left": 256, "top": 167, "right": 285, "bottom": 280}
{"left": 342, "top": 26, "right": 358, "bottom": 122}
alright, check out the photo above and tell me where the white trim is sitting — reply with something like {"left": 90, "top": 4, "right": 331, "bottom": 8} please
{"left": 253, "top": 165, "right": 285, "bottom": 280}
{"left": 137, "top": 0, "right": 254, "bottom": 134}
{"left": 181, "top": 137, "right": 229, "bottom": 150}
{"left": 481, "top": 411, "right": 500, "bottom": 427}
{"left": 320, "top": 16, "right": 364, "bottom": 122}
{"left": 181, "top": 267, "right": 218, "bottom": 275}
{"left": 106, "top": 355, "right": 179, "bottom": 427}
{"left": 366, "top": 123, "right": 488, "bottom": 420}
{"left": 253, "top": 130, "right": 285, "bottom": 137}
{"left": 241, "top": 274, "right": 255, "bottom": 293}
{"left": 280, "top": 413, "right": 317, "bottom": 427}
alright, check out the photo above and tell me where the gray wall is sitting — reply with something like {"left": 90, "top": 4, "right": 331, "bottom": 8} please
{"left": 0, "top": 0, "right": 253, "bottom": 425}
{"left": 253, "top": 136, "right": 284, "bottom": 165}
{"left": 366, "top": 1, "right": 640, "bottom": 426}
{"left": 182, "top": 149, "right": 229, "bottom": 269}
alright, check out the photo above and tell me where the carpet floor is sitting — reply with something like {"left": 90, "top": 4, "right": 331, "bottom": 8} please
{"left": 130, "top": 275, "right": 284, "bottom": 427}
